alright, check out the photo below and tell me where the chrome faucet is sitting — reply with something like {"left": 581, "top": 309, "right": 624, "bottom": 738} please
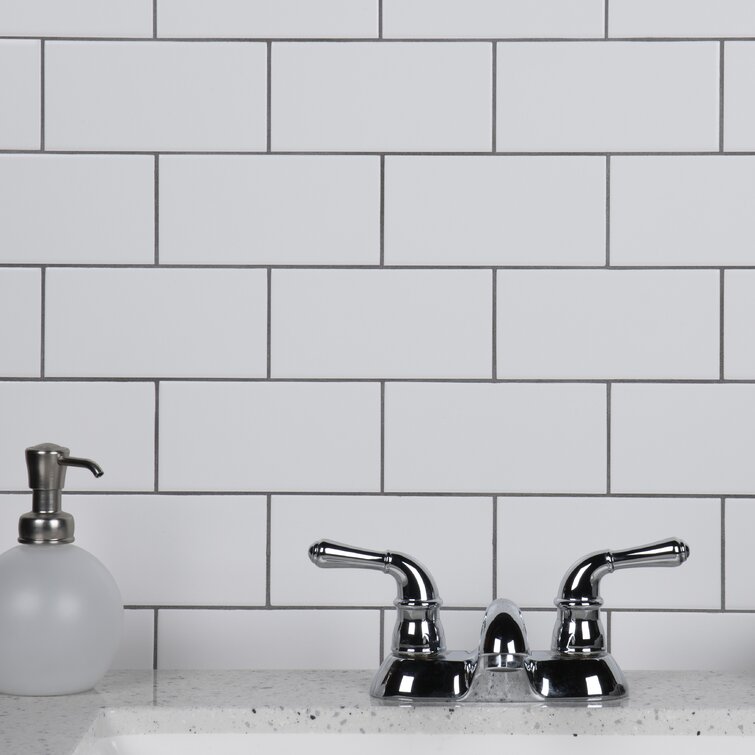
{"left": 309, "top": 537, "right": 689, "bottom": 703}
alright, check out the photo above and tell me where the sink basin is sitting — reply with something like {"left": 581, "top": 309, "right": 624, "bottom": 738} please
{"left": 75, "top": 733, "right": 754, "bottom": 755}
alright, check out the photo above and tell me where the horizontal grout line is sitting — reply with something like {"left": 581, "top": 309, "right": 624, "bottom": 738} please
{"left": 1, "top": 36, "right": 752, "bottom": 43}
{"left": 0, "top": 377, "right": 751, "bottom": 384}
{"left": 2, "top": 264, "right": 755, "bottom": 271}
{"left": 122, "top": 604, "right": 755, "bottom": 614}
{"left": 3, "top": 491, "right": 754, "bottom": 499}
{"left": 3, "top": 150, "right": 755, "bottom": 157}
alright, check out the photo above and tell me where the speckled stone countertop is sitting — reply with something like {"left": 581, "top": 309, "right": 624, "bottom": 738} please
{"left": 2, "top": 670, "right": 754, "bottom": 755}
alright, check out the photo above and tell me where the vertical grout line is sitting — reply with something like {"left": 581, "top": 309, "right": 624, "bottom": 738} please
{"left": 378, "top": 0, "right": 383, "bottom": 39}
{"left": 153, "top": 381, "right": 159, "bottom": 492}
{"left": 266, "top": 268, "right": 272, "bottom": 379}
{"left": 606, "top": 383, "right": 611, "bottom": 493}
{"left": 266, "top": 42, "right": 272, "bottom": 153}
{"left": 491, "top": 269, "right": 497, "bottom": 379}
{"left": 378, "top": 608, "right": 385, "bottom": 663}
{"left": 492, "top": 496, "right": 498, "bottom": 599}
{"left": 152, "top": 608, "right": 159, "bottom": 670}
{"left": 266, "top": 495, "right": 272, "bottom": 607}
{"left": 720, "top": 269, "right": 725, "bottom": 380}
{"left": 40, "top": 40, "right": 45, "bottom": 151}
{"left": 604, "top": 0, "right": 609, "bottom": 39}
{"left": 379, "top": 155, "right": 385, "bottom": 266}
{"left": 606, "top": 610, "right": 612, "bottom": 653}
{"left": 605, "top": 155, "right": 611, "bottom": 267}
{"left": 491, "top": 43, "right": 497, "bottom": 152}
{"left": 380, "top": 382, "right": 385, "bottom": 492}
{"left": 721, "top": 497, "right": 726, "bottom": 610}
{"left": 40, "top": 267, "right": 46, "bottom": 378}
{"left": 152, "top": 0, "right": 157, "bottom": 38}
{"left": 154, "top": 155, "right": 159, "bottom": 264}
{"left": 719, "top": 41, "right": 725, "bottom": 153}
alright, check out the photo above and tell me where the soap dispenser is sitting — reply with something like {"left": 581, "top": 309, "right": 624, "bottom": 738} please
{"left": 0, "top": 443, "right": 123, "bottom": 696}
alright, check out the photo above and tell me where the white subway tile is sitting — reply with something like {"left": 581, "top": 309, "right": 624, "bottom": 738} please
{"left": 612, "top": 612, "right": 755, "bottom": 671}
{"left": 385, "top": 383, "right": 606, "bottom": 493}
{"left": 158, "top": 0, "right": 378, "bottom": 39}
{"left": 497, "top": 270, "right": 719, "bottom": 379}
{"left": 498, "top": 498, "right": 720, "bottom": 609}
{"left": 0, "top": 269, "right": 40, "bottom": 377}
{"left": 0, "top": 155, "right": 154, "bottom": 264}
{"left": 270, "top": 496, "right": 492, "bottom": 606}
{"left": 384, "top": 156, "right": 605, "bottom": 266}
{"left": 0, "top": 382, "right": 154, "bottom": 490}
{"left": 0, "top": 41, "right": 40, "bottom": 149}
{"left": 724, "top": 499, "right": 755, "bottom": 610}
{"left": 497, "top": 42, "right": 718, "bottom": 152}
{"left": 612, "top": 385, "right": 755, "bottom": 494}
{"left": 272, "top": 42, "right": 492, "bottom": 152}
{"left": 160, "top": 383, "right": 380, "bottom": 492}
{"left": 383, "top": 0, "right": 604, "bottom": 39}
{"left": 272, "top": 270, "right": 491, "bottom": 379}
{"left": 724, "top": 271, "right": 755, "bottom": 379}
{"left": 725, "top": 43, "right": 755, "bottom": 154}
{"left": 45, "top": 269, "right": 267, "bottom": 378}
{"left": 0, "top": 1, "right": 152, "bottom": 37}
{"left": 46, "top": 42, "right": 267, "bottom": 151}
{"left": 73, "top": 496, "right": 267, "bottom": 605}
{"left": 112, "top": 611, "right": 154, "bottom": 671}
{"left": 610, "top": 1, "right": 755, "bottom": 39}
{"left": 611, "top": 157, "right": 755, "bottom": 266}
{"left": 158, "top": 609, "right": 379, "bottom": 669}
{"left": 160, "top": 156, "right": 379, "bottom": 265}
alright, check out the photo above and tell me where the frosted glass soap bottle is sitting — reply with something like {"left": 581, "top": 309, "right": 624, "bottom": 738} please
{"left": 0, "top": 443, "right": 122, "bottom": 696}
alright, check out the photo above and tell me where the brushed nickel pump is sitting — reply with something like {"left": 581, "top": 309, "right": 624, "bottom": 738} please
{"left": 309, "top": 537, "right": 689, "bottom": 703}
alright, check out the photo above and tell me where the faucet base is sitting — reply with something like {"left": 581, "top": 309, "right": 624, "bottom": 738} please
{"left": 370, "top": 651, "right": 477, "bottom": 701}
{"left": 524, "top": 651, "right": 627, "bottom": 701}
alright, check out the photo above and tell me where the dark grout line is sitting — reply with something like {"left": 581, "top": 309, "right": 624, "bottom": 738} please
{"left": 491, "top": 42, "right": 497, "bottom": 152}
{"left": 606, "top": 382, "right": 612, "bottom": 493}
{"left": 266, "top": 495, "right": 272, "bottom": 607}
{"left": 378, "top": 608, "right": 385, "bottom": 662}
{"left": 39, "top": 267, "right": 46, "bottom": 378}
{"left": 720, "top": 270, "right": 725, "bottom": 379}
{"left": 4, "top": 149, "right": 755, "bottom": 157}
{"left": 122, "top": 603, "right": 754, "bottom": 614}
{"left": 154, "top": 155, "right": 159, "bottom": 264}
{"left": 3, "top": 375, "right": 754, "bottom": 384}
{"left": 604, "top": 0, "right": 609, "bottom": 39}
{"left": 378, "top": 0, "right": 383, "bottom": 39}
{"left": 606, "top": 609, "right": 612, "bottom": 652}
{"left": 39, "top": 41, "right": 45, "bottom": 151}
{"left": 153, "top": 381, "right": 159, "bottom": 491}
{"left": 605, "top": 155, "right": 611, "bottom": 266}
{"left": 379, "top": 155, "right": 385, "bottom": 265}
{"left": 491, "top": 269, "right": 497, "bottom": 378}
{"left": 719, "top": 41, "right": 725, "bottom": 152}
{"left": 266, "top": 42, "right": 272, "bottom": 153}
{"left": 10, "top": 490, "right": 755, "bottom": 499}
{"left": 721, "top": 497, "right": 726, "bottom": 610}
{"left": 8, "top": 262, "right": 755, "bottom": 271}
{"left": 266, "top": 268, "right": 272, "bottom": 378}
{"left": 492, "top": 496, "right": 498, "bottom": 599}
{"left": 152, "top": 608, "right": 159, "bottom": 670}
{"left": 8, "top": 36, "right": 754, "bottom": 42}
{"left": 380, "top": 382, "right": 385, "bottom": 492}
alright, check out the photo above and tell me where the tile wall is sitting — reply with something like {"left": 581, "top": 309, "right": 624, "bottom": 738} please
{"left": 1, "top": 0, "right": 755, "bottom": 671}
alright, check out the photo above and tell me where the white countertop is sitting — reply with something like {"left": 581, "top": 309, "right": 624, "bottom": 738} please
{"left": 2, "top": 670, "right": 755, "bottom": 755}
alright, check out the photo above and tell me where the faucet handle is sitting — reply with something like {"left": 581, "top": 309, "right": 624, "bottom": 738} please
{"left": 553, "top": 537, "right": 689, "bottom": 654}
